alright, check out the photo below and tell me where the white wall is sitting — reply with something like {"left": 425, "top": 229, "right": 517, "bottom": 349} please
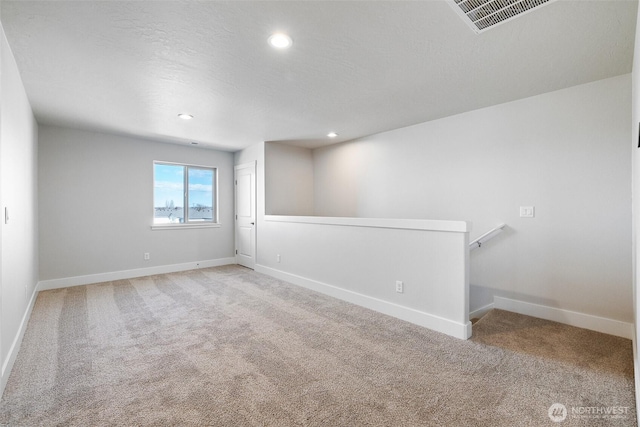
{"left": 259, "top": 216, "right": 472, "bottom": 339}
{"left": 0, "top": 24, "right": 38, "bottom": 390}
{"left": 265, "top": 142, "right": 314, "bottom": 215}
{"left": 631, "top": 3, "right": 640, "bottom": 420}
{"left": 38, "top": 125, "right": 235, "bottom": 281}
{"left": 237, "top": 143, "right": 473, "bottom": 339}
{"left": 313, "top": 75, "right": 633, "bottom": 324}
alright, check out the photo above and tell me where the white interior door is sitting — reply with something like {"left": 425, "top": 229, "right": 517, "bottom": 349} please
{"left": 234, "top": 162, "right": 256, "bottom": 269}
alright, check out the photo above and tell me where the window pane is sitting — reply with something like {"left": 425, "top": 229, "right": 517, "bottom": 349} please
{"left": 188, "top": 168, "right": 214, "bottom": 222}
{"left": 154, "top": 164, "right": 185, "bottom": 224}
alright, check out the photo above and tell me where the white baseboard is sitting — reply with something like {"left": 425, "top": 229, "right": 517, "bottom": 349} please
{"left": 1, "top": 284, "right": 38, "bottom": 397}
{"left": 470, "top": 303, "right": 494, "bottom": 320}
{"left": 633, "top": 329, "right": 640, "bottom": 427}
{"left": 255, "top": 264, "right": 472, "bottom": 340}
{"left": 494, "top": 296, "right": 633, "bottom": 340}
{"left": 37, "top": 257, "right": 237, "bottom": 291}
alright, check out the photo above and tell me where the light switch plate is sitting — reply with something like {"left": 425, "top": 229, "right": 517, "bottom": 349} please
{"left": 520, "top": 206, "right": 535, "bottom": 218}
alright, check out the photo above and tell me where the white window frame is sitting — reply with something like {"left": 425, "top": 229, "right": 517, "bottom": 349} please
{"left": 151, "top": 161, "right": 220, "bottom": 230}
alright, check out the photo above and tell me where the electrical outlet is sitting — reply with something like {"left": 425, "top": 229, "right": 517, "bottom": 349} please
{"left": 276, "top": 254, "right": 281, "bottom": 263}
{"left": 395, "top": 281, "right": 404, "bottom": 293}
{"left": 144, "top": 252, "right": 150, "bottom": 261}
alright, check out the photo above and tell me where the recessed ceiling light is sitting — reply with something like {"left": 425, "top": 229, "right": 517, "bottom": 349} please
{"left": 327, "top": 132, "right": 338, "bottom": 138}
{"left": 178, "top": 113, "right": 193, "bottom": 120}
{"left": 268, "top": 33, "right": 293, "bottom": 49}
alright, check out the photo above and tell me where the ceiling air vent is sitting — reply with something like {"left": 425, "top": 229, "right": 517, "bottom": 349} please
{"left": 449, "top": 0, "right": 556, "bottom": 33}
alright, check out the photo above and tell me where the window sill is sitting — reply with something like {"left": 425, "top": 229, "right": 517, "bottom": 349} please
{"left": 151, "top": 223, "right": 222, "bottom": 231}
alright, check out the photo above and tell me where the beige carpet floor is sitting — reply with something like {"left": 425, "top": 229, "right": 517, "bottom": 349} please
{"left": 0, "top": 265, "right": 635, "bottom": 426}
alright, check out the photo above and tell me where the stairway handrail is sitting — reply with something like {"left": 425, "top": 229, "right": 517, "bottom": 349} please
{"left": 469, "top": 223, "right": 506, "bottom": 250}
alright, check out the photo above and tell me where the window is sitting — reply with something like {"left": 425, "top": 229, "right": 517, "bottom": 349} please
{"left": 153, "top": 162, "right": 217, "bottom": 226}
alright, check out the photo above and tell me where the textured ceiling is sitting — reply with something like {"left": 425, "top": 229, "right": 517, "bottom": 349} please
{"left": 1, "top": 1, "right": 637, "bottom": 151}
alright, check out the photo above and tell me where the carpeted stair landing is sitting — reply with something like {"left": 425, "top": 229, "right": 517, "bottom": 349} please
{"left": 0, "top": 265, "right": 635, "bottom": 426}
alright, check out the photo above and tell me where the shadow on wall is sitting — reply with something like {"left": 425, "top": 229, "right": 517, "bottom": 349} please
{"left": 469, "top": 226, "right": 512, "bottom": 311}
